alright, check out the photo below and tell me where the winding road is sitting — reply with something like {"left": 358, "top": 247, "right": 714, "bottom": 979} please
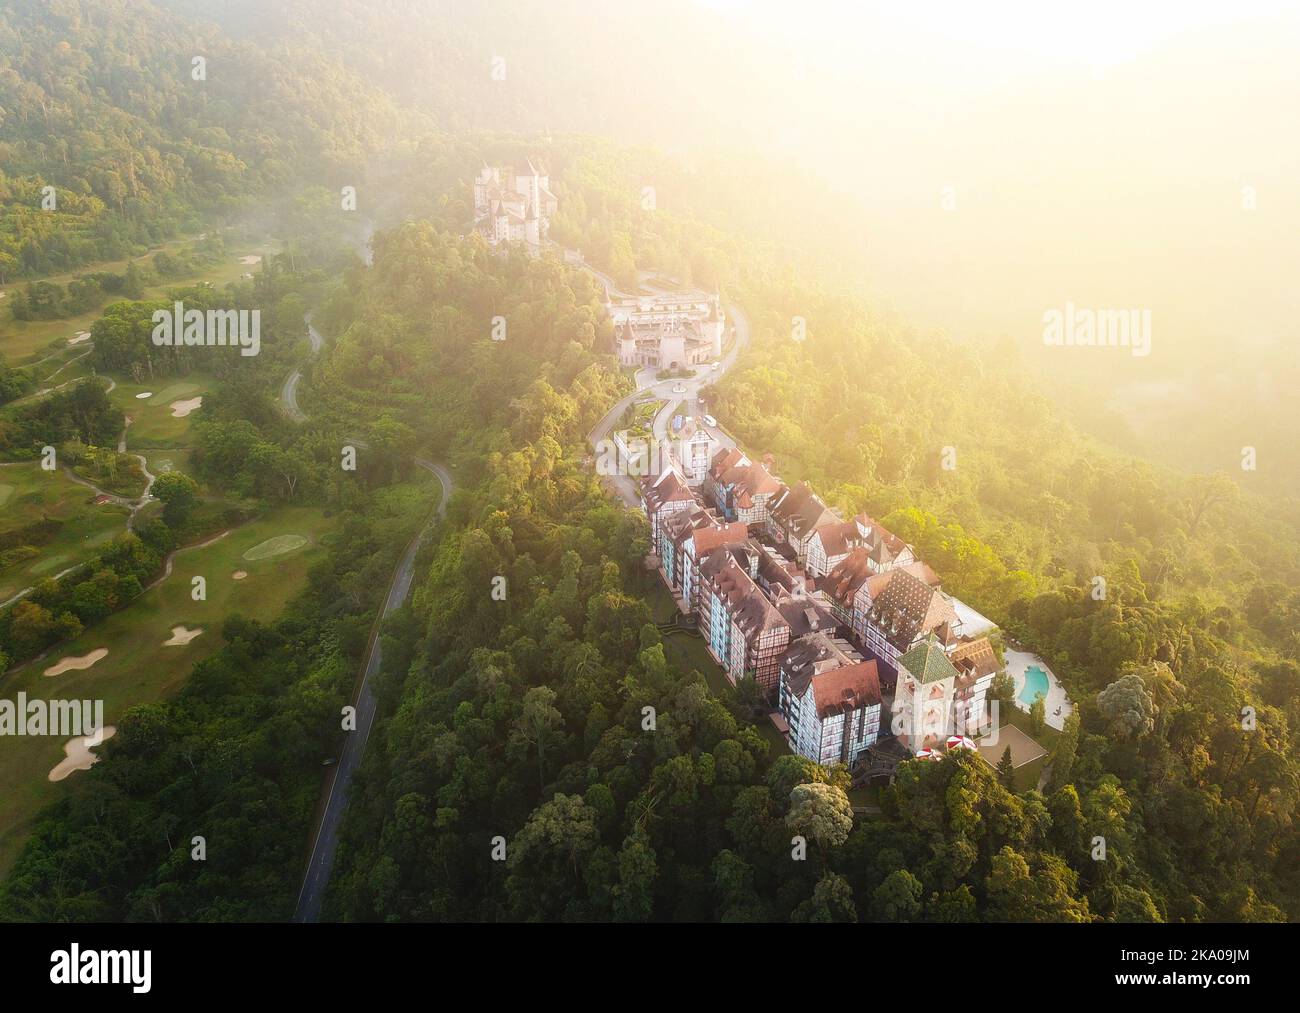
{"left": 290, "top": 242, "right": 744, "bottom": 919}
{"left": 583, "top": 265, "right": 751, "bottom": 508}
{"left": 292, "top": 454, "right": 450, "bottom": 923}
{"left": 283, "top": 268, "right": 456, "bottom": 922}
{"left": 280, "top": 316, "right": 323, "bottom": 423}
{"left": 0, "top": 391, "right": 157, "bottom": 611}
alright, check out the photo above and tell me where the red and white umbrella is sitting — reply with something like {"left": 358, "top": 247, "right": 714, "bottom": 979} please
{"left": 915, "top": 748, "right": 943, "bottom": 761}
{"left": 946, "top": 736, "right": 976, "bottom": 751}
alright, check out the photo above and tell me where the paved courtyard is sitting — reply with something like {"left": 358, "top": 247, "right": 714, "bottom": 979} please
{"left": 976, "top": 722, "right": 1047, "bottom": 770}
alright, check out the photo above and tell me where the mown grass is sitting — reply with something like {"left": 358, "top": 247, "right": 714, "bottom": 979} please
{"left": 0, "top": 504, "right": 336, "bottom": 876}
{"left": 0, "top": 462, "right": 131, "bottom": 604}
{"left": 1, "top": 239, "right": 278, "bottom": 365}
{"left": 112, "top": 375, "right": 214, "bottom": 448}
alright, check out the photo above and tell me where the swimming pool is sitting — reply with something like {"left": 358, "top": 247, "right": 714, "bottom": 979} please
{"left": 1019, "top": 665, "right": 1050, "bottom": 707}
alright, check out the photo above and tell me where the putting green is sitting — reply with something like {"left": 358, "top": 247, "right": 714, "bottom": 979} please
{"left": 148, "top": 381, "right": 202, "bottom": 404}
{"left": 29, "top": 554, "right": 70, "bottom": 575}
{"left": 242, "top": 534, "right": 308, "bottom": 560}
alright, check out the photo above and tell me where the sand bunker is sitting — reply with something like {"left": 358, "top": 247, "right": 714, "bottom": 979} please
{"left": 163, "top": 625, "right": 204, "bottom": 646}
{"left": 242, "top": 534, "right": 308, "bottom": 561}
{"left": 231, "top": 570, "right": 248, "bottom": 580}
{"left": 170, "top": 396, "right": 203, "bottom": 417}
{"left": 239, "top": 254, "right": 263, "bottom": 265}
{"left": 44, "top": 647, "right": 109, "bottom": 677}
{"left": 135, "top": 391, "right": 153, "bottom": 400}
{"left": 67, "top": 331, "right": 92, "bottom": 346}
{"left": 49, "top": 726, "right": 117, "bottom": 782}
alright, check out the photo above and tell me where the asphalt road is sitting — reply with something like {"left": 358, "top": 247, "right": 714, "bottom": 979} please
{"left": 280, "top": 318, "right": 324, "bottom": 423}
{"left": 280, "top": 289, "right": 454, "bottom": 922}
{"left": 293, "top": 455, "right": 452, "bottom": 923}
{"left": 586, "top": 293, "right": 751, "bottom": 507}
{"left": 289, "top": 247, "right": 745, "bottom": 917}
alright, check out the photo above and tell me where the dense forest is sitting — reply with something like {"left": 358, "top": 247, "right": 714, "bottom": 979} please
{"left": 312, "top": 174, "right": 1297, "bottom": 920}
{"left": 0, "top": 0, "right": 1295, "bottom": 924}
{"left": 0, "top": 0, "right": 404, "bottom": 278}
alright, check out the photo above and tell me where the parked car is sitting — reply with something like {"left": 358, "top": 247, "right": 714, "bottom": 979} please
{"left": 703, "top": 414, "right": 717, "bottom": 427}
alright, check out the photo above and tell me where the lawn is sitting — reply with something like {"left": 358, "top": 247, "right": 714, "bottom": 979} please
{"left": 645, "top": 582, "right": 791, "bottom": 758}
{"left": 628, "top": 399, "right": 665, "bottom": 431}
{"left": 0, "top": 462, "right": 132, "bottom": 604}
{"left": 0, "top": 504, "right": 336, "bottom": 876}
{"left": 0, "top": 239, "right": 279, "bottom": 366}
{"left": 143, "top": 449, "right": 196, "bottom": 481}
{"left": 645, "top": 580, "right": 679, "bottom": 623}
{"left": 112, "top": 374, "right": 215, "bottom": 448}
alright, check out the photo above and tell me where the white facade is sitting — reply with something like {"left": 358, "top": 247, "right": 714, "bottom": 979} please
{"left": 474, "top": 161, "right": 557, "bottom": 249}
{"left": 782, "top": 674, "right": 881, "bottom": 766}
{"left": 611, "top": 291, "right": 724, "bottom": 367}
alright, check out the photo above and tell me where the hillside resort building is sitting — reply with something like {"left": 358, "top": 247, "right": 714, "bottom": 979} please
{"left": 611, "top": 291, "right": 725, "bottom": 369}
{"left": 474, "top": 160, "right": 557, "bottom": 248}
{"left": 640, "top": 444, "right": 1003, "bottom": 768}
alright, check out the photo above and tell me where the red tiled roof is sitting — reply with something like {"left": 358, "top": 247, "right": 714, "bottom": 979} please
{"left": 822, "top": 547, "right": 875, "bottom": 605}
{"left": 702, "top": 552, "right": 790, "bottom": 639}
{"left": 709, "top": 447, "right": 747, "bottom": 478}
{"left": 691, "top": 522, "right": 749, "bottom": 556}
{"left": 813, "top": 519, "right": 862, "bottom": 558}
{"left": 735, "top": 463, "right": 782, "bottom": 498}
{"left": 771, "top": 482, "right": 837, "bottom": 539}
{"left": 810, "top": 660, "right": 881, "bottom": 718}
{"left": 950, "top": 637, "right": 999, "bottom": 680}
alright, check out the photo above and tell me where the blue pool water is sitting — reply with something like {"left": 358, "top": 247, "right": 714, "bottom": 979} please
{"left": 1019, "top": 665, "right": 1050, "bottom": 706}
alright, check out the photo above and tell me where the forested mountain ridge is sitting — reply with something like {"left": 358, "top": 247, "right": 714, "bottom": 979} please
{"left": 0, "top": 0, "right": 1294, "bottom": 925}
{"left": 0, "top": 0, "right": 405, "bottom": 278}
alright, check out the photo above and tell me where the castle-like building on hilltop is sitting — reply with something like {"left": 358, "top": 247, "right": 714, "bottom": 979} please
{"left": 610, "top": 290, "right": 724, "bottom": 369}
{"left": 474, "top": 160, "right": 557, "bottom": 248}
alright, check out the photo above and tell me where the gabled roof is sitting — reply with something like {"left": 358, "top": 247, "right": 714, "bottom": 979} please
{"left": 690, "top": 521, "right": 749, "bottom": 557}
{"left": 701, "top": 552, "right": 789, "bottom": 641}
{"left": 641, "top": 465, "right": 695, "bottom": 515}
{"left": 809, "top": 661, "right": 882, "bottom": 718}
{"left": 899, "top": 559, "right": 941, "bottom": 588}
{"left": 771, "top": 482, "right": 837, "bottom": 539}
{"left": 709, "top": 447, "right": 748, "bottom": 480}
{"left": 663, "top": 504, "right": 716, "bottom": 545}
{"left": 782, "top": 631, "right": 859, "bottom": 687}
{"left": 775, "top": 599, "right": 838, "bottom": 639}
{"left": 733, "top": 462, "right": 782, "bottom": 500}
{"left": 855, "top": 515, "right": 913, "bottom": 566}
{"left": 819, "top": 551, "right": 942, "bottom": 610}
{"left": 897, "top": 636, "right": 960, "bottom": 685}
{"left": 812, "top": 519, "right": 864, "bottom": 559}
{"left": 820, "top": 547, "right": 875, "bottom": 607}
{"left": 950, "top": 636, "right": 1000, "bottom": 681}
{"left": 867, "top": 567, "right": 959, "bottom": 651}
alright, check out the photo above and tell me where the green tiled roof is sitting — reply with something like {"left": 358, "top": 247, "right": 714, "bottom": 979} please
{"left": 898, "top": 637, "right": 959, "bottom": 684}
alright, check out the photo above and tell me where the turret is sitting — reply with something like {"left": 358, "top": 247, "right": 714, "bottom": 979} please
{"left": 708, "top": 294, "right": 724, "bottom": 357}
